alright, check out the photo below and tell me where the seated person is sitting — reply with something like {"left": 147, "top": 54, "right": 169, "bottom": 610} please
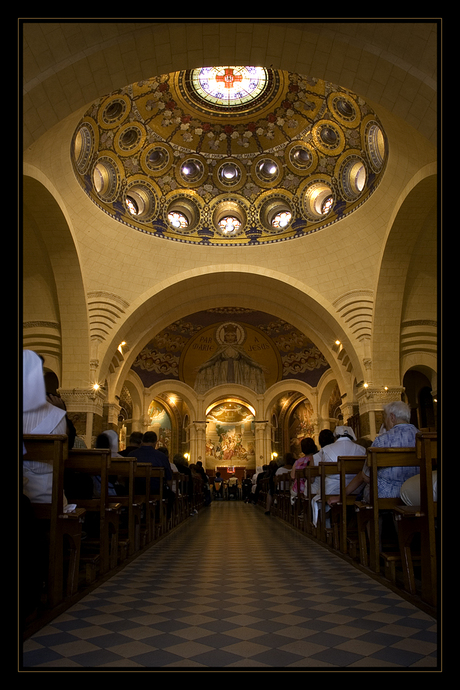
{"left": 22, "top": 349, "right": 68, "bottom": 504}
{"left": 228, "top": 474, "right": 239, "bottom": 498}
{"left": 213, "top": 471, "right": 224, "bottom": 498}
{"left": 290, "top": 438, "right": 318, "bottom": 499}
{"left": 400, "top": 470, "right": 437, "bottom": 506}
{"left": 309, "top": 425, "right": 366, "bottom": 526}
{"left": 328, "top": 401, "right": 420, "bottom": 506}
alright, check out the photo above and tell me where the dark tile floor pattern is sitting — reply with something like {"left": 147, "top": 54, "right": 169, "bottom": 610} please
{"left": 22, "top": 501, "right": 438, "bottom": 670}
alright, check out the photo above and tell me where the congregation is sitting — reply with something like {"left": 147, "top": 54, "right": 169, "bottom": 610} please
{"left": 243, "top": 404, "right": 428, "bottom": 523}
{"left": 21, "top": 347, "right": 438, "bottom": 644}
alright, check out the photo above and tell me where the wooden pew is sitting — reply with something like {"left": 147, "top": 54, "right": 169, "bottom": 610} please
{"left": 176, "top": 472, "right": 189, "bottom": 524}
{"left": 133, "top": 463, "right": 155, "bottom": 544}
{"left": 336, "top": 456, "right": 366, "bottom": 555}
{"left": 148, "top": 468, "right": 165, "bottom": 537}
{"left": 318, "top": 463, "right": 341, "bottom": 547}
{"left": 65, "top": 448, "right": 122, "bottom": 576}
{"left": 22, "top": 434, "right": 86, "bottom": 608}
{"left": 172, "top": 472, "right": 187, "bottom": 525}
{"left": 393, "top": 432, "right": 437, "bottom": 606}
{"left": 293, "top": 469, "right": 305, "bottom": 529}
{"left": 303, "top": 465, "right": 320, "bottom": 536}
{"left": 110, "top": 458, "right": 143, "bottom": 556}
{"left": 275, "top": 472, "right": 291, "bottom": 522}
{"left": 365, "top": 447, "right": 420, "bottom": 574}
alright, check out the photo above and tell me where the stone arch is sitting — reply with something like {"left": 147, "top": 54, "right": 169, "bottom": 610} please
{"left": 22, "top": 174, "right": 90, "bottom": 388}
{"left": 317, "top": 369, "right": 342, "bottom": 423}
{"left": 402, "top": 365, "right": 437, "bottom": 429}
{"left": 263, "top": 379, "right": 318, "bottom": 421}
{"left": 144, "top": 380, "right": 198, "bottom": 424}
{"left": 123, "top": 369, "right": 145, "bottom": 428}
{"left": 202, "top": 384, "right": 259, "bottom": 418}
{"left": 102, "top": 267, "right": 361, "bottom": 404}
{"left": 372, "top": 170, "right": 437, "bottom": 387}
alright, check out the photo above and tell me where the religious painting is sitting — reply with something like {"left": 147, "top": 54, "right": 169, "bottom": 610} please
{"left": 147, "top": 399, "right": 172, "bottom": 450}
{"left": 180, "top": 320, "right": 281, "bottom": 394}
{"left": 131, "top": 308, "right": 329, "bottom": 390}
{"left": 288, "top": 399, "right": 315, "bottom": 457}
{"left": 206, "top": 400, "right": 255, "bottom": 468}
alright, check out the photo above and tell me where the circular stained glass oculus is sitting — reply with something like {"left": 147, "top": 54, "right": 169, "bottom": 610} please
{"left": 190, "top": 66, "right": 269, "bottom": 109}
{"left": 321, "top": 195, "right": 334, "bottom": 214}
{"left": 179, "top": 158, "right": 205, "bottom": 184}
{"left": 126, "top": 196, "right": 139, "bottom": 215}
{"left": 320, "top": 126, "right": 338, "bottom": 145}
{"left": 105, "top": 101, "right": 124, "bottom": 121}
{"left": 221, "top": 163, "right": 240, "bottom": 181}
{"left": 168, "top": 211, "right": 189, "bottom": 228}
{"left": 148, "top": 149, "right": 167, "bottom": 167}
{"left": 219, "top": 216, "right": 242, "bottom": 233}
{"left": 291, "top": 147, "right": 311, "bottom": 167}
{"left": 271, "top": 211, "right": 292, "bottom": 228}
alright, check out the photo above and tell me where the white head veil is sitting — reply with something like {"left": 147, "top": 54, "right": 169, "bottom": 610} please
{"left": 23, "top": 349, "right": 67, "bottom": 436}
{"left": 101, "top": 429, "right": 121, "bottom": 457}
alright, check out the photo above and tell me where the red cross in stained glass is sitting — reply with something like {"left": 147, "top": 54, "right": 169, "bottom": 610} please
{"left": 215, "top": 68, "right": 243, "bottom": 89}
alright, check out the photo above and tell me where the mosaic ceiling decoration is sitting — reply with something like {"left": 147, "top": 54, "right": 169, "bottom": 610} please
{"left": 131, "top": 308, "right": 330, "bottom": 393}
{"left": 71, "top": 67, "right": 387, "bottom": 245}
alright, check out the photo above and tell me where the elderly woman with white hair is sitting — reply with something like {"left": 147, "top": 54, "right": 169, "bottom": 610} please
{"left": 328, "top": 401, "right": 420, "bottom": 506}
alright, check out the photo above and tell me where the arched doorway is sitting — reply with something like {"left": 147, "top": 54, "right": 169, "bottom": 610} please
{"left": 205, "top": 398, "right": 256, "bottom": 482}
{"left": 403, "top": 368, "right": 437, "bottom": 430}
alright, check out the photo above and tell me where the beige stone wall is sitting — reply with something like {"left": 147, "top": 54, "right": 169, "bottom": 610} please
{"left": 22, "top": 21, "right": 439, "bottom": 451}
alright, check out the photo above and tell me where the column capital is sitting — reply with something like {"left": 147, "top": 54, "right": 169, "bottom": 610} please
{"left": 357, "top": 385, "right": 405, "bottom": 413}
{"left": 58, "top": 387, "right": 106, "bottom": 414}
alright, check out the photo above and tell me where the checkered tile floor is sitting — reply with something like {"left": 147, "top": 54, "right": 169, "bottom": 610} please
{"left": 22, "top": 501, "right": 437, "bottom": 669}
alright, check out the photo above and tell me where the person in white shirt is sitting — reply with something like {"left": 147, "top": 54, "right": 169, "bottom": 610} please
{"left": 309, "top": 426, "right": 366, "bottom": 526}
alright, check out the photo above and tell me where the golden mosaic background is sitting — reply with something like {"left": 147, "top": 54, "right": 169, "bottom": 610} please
{"left": 72, "top": 67, "right": 388, "bottom": 245}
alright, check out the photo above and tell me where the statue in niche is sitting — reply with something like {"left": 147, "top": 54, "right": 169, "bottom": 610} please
{"left": 194, "top": 322, "right": 267, "bottom": 394}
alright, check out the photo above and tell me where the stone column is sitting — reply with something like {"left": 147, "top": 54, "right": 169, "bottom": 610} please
{"left": 190, "top": 421, "right": 207, "bottom": 467}
{"left": 357, "top": 385, "right": 405, "bottom": 440}
{"left": 254, "top": 421, "right": 270, "bottom": 468}
{"left": 103, "top": 401, "right": 122, "bottom": 431}
{"left": 58, "top": 387, "right": 106, "bottom": 448}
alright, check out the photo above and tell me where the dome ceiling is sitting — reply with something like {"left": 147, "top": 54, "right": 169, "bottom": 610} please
{"left": 71, "top": 66, "right": 388, "bottom": 246}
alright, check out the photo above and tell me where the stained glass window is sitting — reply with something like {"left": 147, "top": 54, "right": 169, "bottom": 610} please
{"left": 271, "top": 211, "right": 292, "bottom": 228}
{"left": 168, "top": 211, "right": 189, "bottom": 228}
{"left": 126, "top": 196, "right": 138, "bottom": 215}
{"left": 180, "top": 159, "right": 204, "bottom": 181}
{"left": 321, "top": 196, "right": 334, "bottom": 214}
{"left": 218, "top": 216, "right": 241, "bottom": 233}
{"left": 190, "top": 67, "right": 268, "bottom": 108}
{"left": 256, "top": 159, "right": 279, "bottom": 180}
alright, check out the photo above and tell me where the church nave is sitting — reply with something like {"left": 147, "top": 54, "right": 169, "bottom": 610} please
{"left": 22, "top": 501, "right": 437, "bottom": 671}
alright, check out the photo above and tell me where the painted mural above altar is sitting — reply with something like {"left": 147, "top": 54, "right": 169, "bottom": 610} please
{"left": 132, "top": 308, "right": 330, "bottom": 392}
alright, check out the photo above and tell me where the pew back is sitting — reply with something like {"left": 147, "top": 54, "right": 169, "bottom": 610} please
{"left": 337, "top": 456, "right": 366, "bottom": 554}
{"left": 367, "top": 446, "right": 419, "bottom": 573}
{"left": 22, "top": 435, "right": 86, "bottom": 607}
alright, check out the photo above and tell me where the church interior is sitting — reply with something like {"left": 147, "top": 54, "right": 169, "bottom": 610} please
{"left": 21, "top": 20, "right": 439, "bottom": 670}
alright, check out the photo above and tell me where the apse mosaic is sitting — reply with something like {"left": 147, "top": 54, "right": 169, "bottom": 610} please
{"left": 71, "top": 66, "right": 388, "bottom": 245}
{"left": 132, "top": 308, "right": 330, "bottom": 393}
